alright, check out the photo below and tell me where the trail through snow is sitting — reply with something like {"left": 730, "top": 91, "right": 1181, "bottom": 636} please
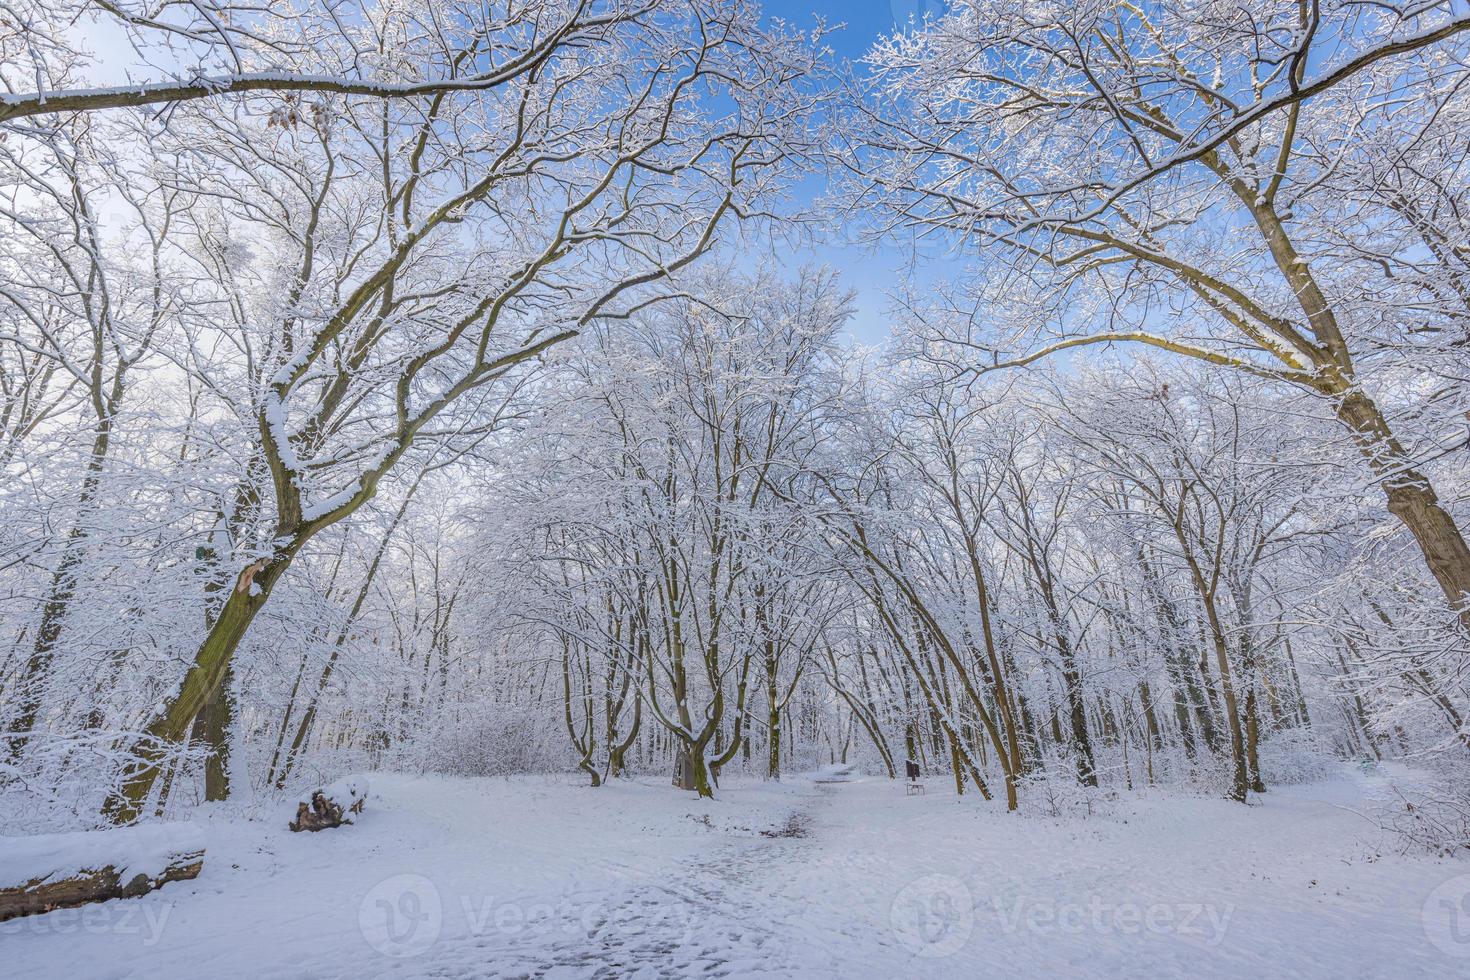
{"left": 5, "top": 766, "right": 1470, "bottom": 978}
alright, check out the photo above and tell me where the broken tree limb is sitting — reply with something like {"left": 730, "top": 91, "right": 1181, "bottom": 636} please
{"left": 0, "top": 823, "right": 205, "bottom": 921}
{"left": 288, "top": 775, "right": 369, "bottom": 832}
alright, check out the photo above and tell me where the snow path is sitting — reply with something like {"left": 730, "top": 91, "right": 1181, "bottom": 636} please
{"left": 4, "top": 767, "right": 1470, "bottom": 977}
{"left": 442, "top": 784, "right": 846, "bottom": 977}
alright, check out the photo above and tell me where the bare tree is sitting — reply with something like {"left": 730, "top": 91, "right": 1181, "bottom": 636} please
{"left": 95, "top": 0, "right": 822, "bottom": 820}
{"left": 844, "top": 0, "right": 1470, "bottom": 630}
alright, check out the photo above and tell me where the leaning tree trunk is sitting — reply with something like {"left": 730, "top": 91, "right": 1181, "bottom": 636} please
{"left": 103, "top": 556, "right": 289, "bottom": 823}
{"left": 1335, "top": 391, "right": 1470, "bottom": 631}
{"left": 1247, "top": 201, "right": 1470, "bottom": 632}
{"left": 191, "top": 498, "right": 250, "bottom": 803}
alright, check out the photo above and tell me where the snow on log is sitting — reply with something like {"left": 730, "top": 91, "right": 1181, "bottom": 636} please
{"left": 0, "top": 823, "right": 205, "bottom": 921}
{"left": 289, "top": 774, "right": 370, "bottom": 832}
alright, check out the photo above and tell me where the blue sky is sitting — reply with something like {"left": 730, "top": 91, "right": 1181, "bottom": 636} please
{"left": 767, "top": 0, "right": 947, "bottom": 59}
{"left": 73, "top": 0, "right": 951, "bottom": 346}
{"left": 753, "top": 0, "right": 958, "bottom": 346}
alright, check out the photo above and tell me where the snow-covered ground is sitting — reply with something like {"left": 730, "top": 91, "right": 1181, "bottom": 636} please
{"left": 5, "top": 765, "right": 1470, "bottom": 978}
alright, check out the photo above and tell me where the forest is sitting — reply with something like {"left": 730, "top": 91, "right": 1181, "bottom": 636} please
{"left": 3, "top": 0, "right": 1470, "bottom": 976}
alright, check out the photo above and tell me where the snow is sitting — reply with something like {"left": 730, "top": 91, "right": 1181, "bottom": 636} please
{"left": 299, "top": 480, "right": 365, "bottom": 523}
{"left": 259, "top": 384, "right": 386, "bottom": 522}
{"left": 260, "top": 392, "right": 301, "bottom": 476}
{"left": 0, "top": 823, "right": 205, "bottom": 889}
{"left": 810, "top": 762, "right": 857, "bottom": 783}
{"left": 4, "top": 767, "right": 1469, "bottom": 977}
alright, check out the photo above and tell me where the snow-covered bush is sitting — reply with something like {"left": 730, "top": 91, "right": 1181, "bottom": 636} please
{"left": 1381, "top": 794, "right": 1470, "bottom": 857}
{"left": 1017, "top": 755, "right": 1117, "bottom": 819}
{"left": 1257, "top": 729, "right": 1342, "bottom": 786}
{"left": 1373, "top": 765, "right": 1470, "bottom": 857}
{"left": 0, "top": 733, "right": 207, "bottom": 834}
{"left": 418, "top": 707, "right": 565, "bottom": 778}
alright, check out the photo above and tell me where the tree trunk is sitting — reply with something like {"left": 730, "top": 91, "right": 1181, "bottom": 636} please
{"left": 103, "top": 557, "right": 287, "bottom": 823}
{"left": 1205, "top": 624, "right": 1248, "bottom": 802}
{"left": 766, "top": 656, "right": 781, "bottom": 780}
{"left": 947, "top": 723, "right": 966, "bottom": 796}
{"left": 1139, "top": 681, "right": 1164, "bottom": 752}
{"left": 1246, "top": 196, "right": 1470, "bottom": 633}
{"left": 1054, "top": 633, "right": 1097, "bottom": 787}
{"left": 1244, "top": 686, "right": 1266, "bottom": 795}
{"left": 1329, "top": 392, "right": 1470, "bottom": 631}
{"left": 0, "top": 827, "right": 204, "bottom": 922}
{"left": 672, "top": 743, "right": 713, "bottom": 797}
{"left": 192, "top": 665, "right": 234, "bottom": 802}
{"left": 608, "top": 695, "right": 641, "bottom": 778}
{"left": 1167, "top": 658, "right": 1199, "bottom": 761}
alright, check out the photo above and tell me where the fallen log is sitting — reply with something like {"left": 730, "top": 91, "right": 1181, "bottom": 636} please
{"left": 0, "top": 823, "right": 205, "bottom": 922}
{"left": 289, "top": 774, "right": 370, "bottom": 832}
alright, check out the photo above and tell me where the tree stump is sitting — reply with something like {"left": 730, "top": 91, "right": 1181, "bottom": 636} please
{"left": 288, "top": 775, "right": 369, "bottom": 832}
{"left": 0, "top": 824, "right": 205, "bottom": 921}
